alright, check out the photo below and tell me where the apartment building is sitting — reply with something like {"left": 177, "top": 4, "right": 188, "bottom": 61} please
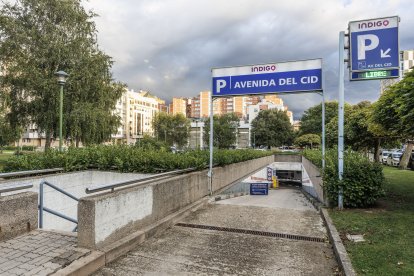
{"left": 112, "top": 89, "right": 160, "bottom": 144}
{"left": 172, "top": 97, "right": 187, "bottom": 116}
{"left": 247, "top": 98, "right": 292, "bottom": 124}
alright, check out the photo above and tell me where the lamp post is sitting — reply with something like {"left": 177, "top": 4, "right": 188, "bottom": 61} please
{"left": 55, "top": 70, "right": 69, "bottom": 152}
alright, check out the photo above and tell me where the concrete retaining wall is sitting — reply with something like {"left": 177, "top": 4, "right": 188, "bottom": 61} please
{"left": 0, "top": 192, "right": 38, "bottom": 241}
{"left": 301, "top": 156, "right": 326, "bottom": 205}
{"left": 274, "top": 154, "right": 302, "bottom": 163}
{"left": 0, "top": 171, "right": 149, "bottom": 232}
{"left": 78, "top": 155, "right": 274, "bottom": 249}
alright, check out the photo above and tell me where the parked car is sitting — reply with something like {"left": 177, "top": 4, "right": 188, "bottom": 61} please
{"left": 380, "top": 150, "right": 391, "bottom": 164}
{"left": 386, "top": 152, "right": 403, "bottom": 167}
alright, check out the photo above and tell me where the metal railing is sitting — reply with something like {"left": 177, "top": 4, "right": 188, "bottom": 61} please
{"left": 0, "top": 183, "right": 33, "bottom": 196}
{"left": 39, "top": 181, "right": 79, "bottom": 232}
{"left": 0, "top": 168, "right": 64, "bottom": 179}
{"left": 86, "top": 167, "right": 197, "bottom": 194}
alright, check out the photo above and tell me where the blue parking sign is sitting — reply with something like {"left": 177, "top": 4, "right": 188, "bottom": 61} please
{"left": 349, "top": 16, "right": 399, "bottom": 73}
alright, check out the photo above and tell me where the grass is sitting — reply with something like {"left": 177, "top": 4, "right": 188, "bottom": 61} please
{"left": 329, "top": 166, "right": 414, "bottom": 275}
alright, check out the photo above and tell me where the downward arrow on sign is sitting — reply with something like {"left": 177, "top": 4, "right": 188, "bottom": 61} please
{"left": 381, "top": 48, "right": 391, "bottom": 58}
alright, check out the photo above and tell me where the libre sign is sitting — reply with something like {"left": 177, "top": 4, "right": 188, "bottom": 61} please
{"left": 349, "top": 16, "right": 399, "bottom": 81}
{"left": 212, "top": 59, "right": 322, "bottom": 96}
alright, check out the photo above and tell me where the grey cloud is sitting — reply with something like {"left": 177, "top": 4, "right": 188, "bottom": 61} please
{"left": 84, "top": 0, "right": 414, "bottom": 117}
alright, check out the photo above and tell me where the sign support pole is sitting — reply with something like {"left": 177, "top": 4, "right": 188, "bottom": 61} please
{"left": 338, "top": 31, "right": 345, "bottom": 210}
{"left": 208, "top": 92, "right": 213, "bottom": 196}
{"left": 322, "top": 64, "right": 326, "bottom": 170}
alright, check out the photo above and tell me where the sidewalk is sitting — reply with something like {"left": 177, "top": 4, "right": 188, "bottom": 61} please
{"left": 0, "top": 230, "right": 90, "bottom": 276}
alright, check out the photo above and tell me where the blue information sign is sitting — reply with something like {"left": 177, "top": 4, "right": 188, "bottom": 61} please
{"left": 212, "top": 59, "right": 322, "bottom": 97}
{"left": 250, "top": 183, "right": 269, "bottom": 195}
{"left": 349, "top": 16, "right": 399, "bottom": 74}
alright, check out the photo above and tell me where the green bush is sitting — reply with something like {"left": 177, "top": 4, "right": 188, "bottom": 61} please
{"left": 303, "top": 148, "right": 385, "bottom": 208}
{"left": 3, "top": 145, "right": 273, "bottom": 174}
{"left": 0, "top": 145, "right": 36, "bottom": 151}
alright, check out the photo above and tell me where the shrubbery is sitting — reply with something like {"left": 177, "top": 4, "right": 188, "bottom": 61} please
{"left": 303, "top": 148, "right": 385, "bottom": 208}
{"left": 0, "top": 145, "right": 36, "bottom": 151}
{"left": 2, "top": 145, "right": 273, "bottom": 173}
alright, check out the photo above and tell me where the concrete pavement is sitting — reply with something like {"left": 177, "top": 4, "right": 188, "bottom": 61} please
{"left": 95, "top": 188, "right": 340, "bottom": 275}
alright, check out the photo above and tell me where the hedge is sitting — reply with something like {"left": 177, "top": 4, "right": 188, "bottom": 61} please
{"left": 2, "top": 145, "right": 274, "bottom": 173}
{"left": 303, "top": 148, "right": 385, "bottom": 208}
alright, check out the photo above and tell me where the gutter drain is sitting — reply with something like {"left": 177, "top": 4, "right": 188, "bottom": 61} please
{"left": 176, "top": 223, "right": 326, "bottom": 243}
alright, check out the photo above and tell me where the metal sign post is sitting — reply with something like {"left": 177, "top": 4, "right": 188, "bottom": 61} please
{"left": 338, "top": 31, "right": 345, "bottom": 210}
{"left": 208, "top": 89, "right": 214, "bottom": 195}
{"left": 337, "top": 16, "right": 400, "bottom": 209}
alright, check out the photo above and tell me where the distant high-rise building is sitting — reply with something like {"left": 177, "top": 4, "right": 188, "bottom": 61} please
{"left": 171, "top": 97, "right": 187, "bottom": 116}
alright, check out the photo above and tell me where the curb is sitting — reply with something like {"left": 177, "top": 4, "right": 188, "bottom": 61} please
{"left": 320, "top": 208, "right": 357, "bottom": 276}
{"left": 300, "top": 189, "right": 356, "bottom": 276}
{"left": 213, "top": 192, "right": 248, "bottom": 202}
{"left": 52, "top": 197, "right": 209, "bottom": 276}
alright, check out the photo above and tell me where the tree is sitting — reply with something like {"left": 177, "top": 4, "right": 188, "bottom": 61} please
{"left": 0, "top": 0, "right": 124, "bottom": 149}
{"left": 372, "top": 70, "right": 414, "bottom": 169}
{"left": 251, "top": 109, "right": 293, "bottom": 148}
{"left": 294, "top": 134, "right": 320, "bottom": 149}
{"left": 203, "top": 113, "right": 239, "bottom": 149}
{"left": 0, "top": 93, "right": 20, "bottom": 152}
{"left": 153, "top": 113, "right": 190, "bottom": 148}
{"left": 299, "top": 101, "right": 339, "bottom": 136}
{"left": 0, "top": 113, "right": 20, "bottom": 152}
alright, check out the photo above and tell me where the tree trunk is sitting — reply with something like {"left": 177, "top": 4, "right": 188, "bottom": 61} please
{"left": 45, "top": 130, "right": 52, "bottom": 151}
{"left": 399, "top": 141, "right": 413, "bottom": 170}
{"left": 76, "top": 137, "right": 80, "bottom": 148}
{"left": 374, "top": 138, "right": 381, "bottom": 163}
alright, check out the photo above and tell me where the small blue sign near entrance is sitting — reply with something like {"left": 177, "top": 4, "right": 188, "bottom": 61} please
{"left": 212, "top": 59, "right": 322, "bottom": 97}
{"left": 250, "top": 183, "right": 269, "bottom": 195}
{"left": 266, "top": 167, "right": 273, "bottom": 182}
{"left": 349, "top": 16, "right": 399, "bottom": 74}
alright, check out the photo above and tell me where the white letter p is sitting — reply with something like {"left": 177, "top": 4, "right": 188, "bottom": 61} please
{"left": 216, "top": 79, "right": 226, "bottom": 93}
{"left": 357, "top": 34, "right": 379, "bottom": 60}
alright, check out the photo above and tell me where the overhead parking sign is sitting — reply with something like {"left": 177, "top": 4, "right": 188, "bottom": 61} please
{"left": 212, "top": 59, "right": 322, "bottom": 96}
{"left": 349, "top": 16, "right": 399, "bottom": 80}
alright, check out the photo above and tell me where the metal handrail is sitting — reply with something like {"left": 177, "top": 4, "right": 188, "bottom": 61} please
{"left": 86, "top": 167, "right": 197, "bottom": 194}
{"left": 0, "top": 168, "right": 64, "bottom": 179}
{"left": 0, "top": 183, "right": 33, "bottom": 195}
{"left": 39, "top": 180, "right": 79, "bottom": 232}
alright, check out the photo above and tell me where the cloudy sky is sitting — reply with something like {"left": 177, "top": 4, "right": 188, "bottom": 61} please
{"left": 83, "top": 0, "right": 414, "bottom": 118}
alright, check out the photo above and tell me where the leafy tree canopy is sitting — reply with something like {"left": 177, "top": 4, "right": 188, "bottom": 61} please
{"left": 152, "top": 112, "right": 190, "bottom": 148}
{"left": 0, "top": 0, "right": 124, "bottom": 148}
{"left": 203, "top": 113, "right": 239, "bottom": 149}
{"left": 299, "top": 101, "right": 339, "bottom": 136}
{"left": 294, "top": 134, "right": 320, "bottom": 148}
{"left": 251, "top": 109, "right": 293, "bottom": 148}
{"left": 372, "top": 70, "right": 414, "bottom": 168}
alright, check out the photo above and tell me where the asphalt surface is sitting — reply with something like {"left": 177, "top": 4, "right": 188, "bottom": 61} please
{"left": 95, "top": 188, "right": 339, "bottom": 275}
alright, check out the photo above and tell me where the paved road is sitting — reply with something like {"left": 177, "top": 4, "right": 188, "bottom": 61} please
{"left": 96, "top": 188, "right": 339, "bottom": 275}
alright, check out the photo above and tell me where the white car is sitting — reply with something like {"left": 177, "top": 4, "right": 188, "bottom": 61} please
{"left": 386, "top": 152, "right": 403, "bottom": 166}
{"left": 380, "top": 151, "right": 391, "bottom": 164}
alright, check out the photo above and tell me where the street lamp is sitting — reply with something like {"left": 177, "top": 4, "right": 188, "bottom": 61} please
{"left": 55, "top": 70, "right": 69, "bottom": 152}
